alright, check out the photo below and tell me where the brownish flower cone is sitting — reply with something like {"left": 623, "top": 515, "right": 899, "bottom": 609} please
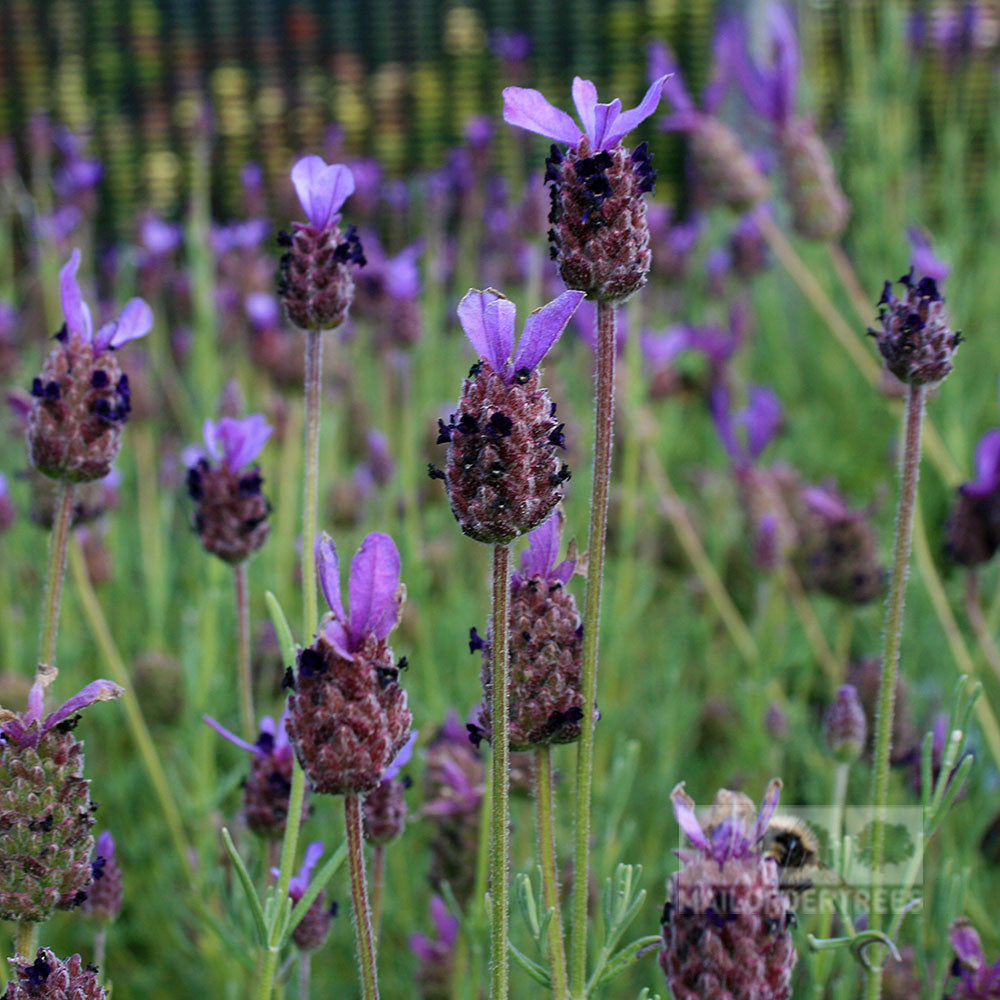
{"left": 437, "top": 361, "right": 568, "bottom": 544}
{"left": 4, "top": 950, "right": 105, "bottom": 1000}
{"left": 79, "top": 833, "right": 123, "bottom": 923}
{"left": 475, "top": 574, "right": 584, "bottom": 750}
{"left": 689, "top": 118, "right": 770, "bottom": 212}
{"left": 242, "top": 740, "right": 309, "bottom": 839}
{"left": 292, "top": 893, "right": 336, "bottom": 951}
{"left": 277, "top": 223, "right": 364, "bottom": 331}
{"left": 945, "top": 491, "right": 1000, "bottom": 566}
{"left": 545, "top": 137, "right": 654, "bottom": 302}
{"left": 846, "top": 656, "right": 917, "bottom": 763}
{"left": 27, "top": 333, "right": 132, "bottom": 483}
{"left": 186, "top": 458, "right": 271, "bottom": 564}
{"left": 27, "top": 471, "right": 114, "bottom": 530}
{"left": 286, "top": 632, "right": 411, "bottom": 796}
{"left": 363, "top": 777, "right": 408, "bottom": 844}
{"left": 0, "top": 728, "right": 96, "bottom": 922}
{"left": 779, "top": 120, "right": 850, "bottom": 241}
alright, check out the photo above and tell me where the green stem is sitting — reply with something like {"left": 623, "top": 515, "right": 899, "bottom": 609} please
{"left": 302, "top": 328, "right": 324, "bottom": 638}
{"left": 256, "top": 948, "right": 280, "bottom": 1000}
{"left": 490, "top": 543, "right": 511, "bottom": 1000}
{"left": 94, "top": 925, "right": 107, "bottom": 982}
{"left": 346, "top": 795, "right": 381, "bottom": 1000}
{"left": 38, "top": 482, "right": 75, "bottom": 679}
{"left": 812, "top": 762, "right": 850, "bottom": 994}
{"left": 865, "top": 382, "right": 925, "bottom": 1000}
{"left": 570, "top": 300, "right": 616, "bottom": 997}
{"left": 371, "top": 844, "right": 386, "bottom": 943}
{"left": 535, "top": 745, "right": 568, "bottom": 1000}
{"left": 298, "top": 949, "right": 311, "bottom": 1000}
{"left": 14, "top": 921, "right": 37, "bottom": 959}
{"left": 235, "top": 561, "right": 254, "bottom": 741}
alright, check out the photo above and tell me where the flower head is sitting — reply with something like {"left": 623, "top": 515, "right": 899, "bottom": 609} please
{"left": 946, "top": 918, "right": 1000, "bottom": 999}
{"left": 290, "top": 156, "right": 355, "bottom": 230}
{"left": 4, "top": 950, "right": 105, "bottom": 1000}
{"left": 200, "top": 415, "right": 273, "bottom": 473}
{"left": 823, "top": 685, "right": 867, "bottom": 762}
{"left": 731, "top": 5, "right": 800, "bottom": 129}
{"left": 457, "top": 288, "right": 584, "bottom": 383}
{"left": 80, "top": 830, "right": 123, "bottom": 922}
{"left": 711, "top": 383, "right": 783, "bottom": 469}
{"left": 503, "top": 76, "right": 669, "bottom": 152}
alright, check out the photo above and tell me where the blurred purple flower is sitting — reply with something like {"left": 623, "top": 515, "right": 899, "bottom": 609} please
{"left": 503, "top": 75, "right": 669, "bottom": 151}
{"left": 211, "top": 219, "right": 270, "bottom": 255}
{"left": 513, "top": 511, "right": 575, "bottom": 588}
{"left": 0, "top": 680, "right": 123, "bottom": 749}
{"left": 650, "top": 36, "right": 729, "bottom": 131}
{"left": 731, "top": 5, "right": 800, "bottom": 129}
{"left": 410, "top": 895, "right": 460, "bottom": 969}
{"left": 489, "top": 30, "right": 532, "bottom": 64}
{"left": 384, "top": 729, "right": 418, "bottom": 781}
{"left": 245, "top": 292, "right": 281, "bottom": 332}
{"left": 457, "top": 288, "right": 584, "bottom": 381}
{"left": 139, "top": 215, "right": 183, "bottom": 258}
{"left": 199, "top": 415, "right": 273, "bottom": 473}
{"left": 946, "top": 918, "right": 1000, "bottom": 999}
{"left": 291, "top": 156, "right": 355, "bottom": 230}
{"left": 316, "top": 531, "right": 404, "bottom": 654}
{"left": 907, "top": 226, "right": 950, "bottom": 283}
{"left": 711, "top": 383, "right": 783, "bottom": 467}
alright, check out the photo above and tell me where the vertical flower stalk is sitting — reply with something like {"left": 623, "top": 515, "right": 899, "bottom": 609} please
{"left": 535, "top": 745, "right": 568, "bottom": 999}
{"left": 502, "top": 78, "right": 665, "bottom": 995}
{"left": 430, "top": 288, "right": 583, "bottom": 999}
{"left": 866, "top": 270, "right": 959, "bottom": 999}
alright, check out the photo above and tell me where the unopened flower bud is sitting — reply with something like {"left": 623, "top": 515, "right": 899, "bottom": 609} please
{"left": 823, "top": 685, "right": 867, "bottom": 762}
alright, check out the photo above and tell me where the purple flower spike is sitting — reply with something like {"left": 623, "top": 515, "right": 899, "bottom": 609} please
{"left": 733, "top": 4, "right": 800, "bottom": 128}
{"left": 202, "top": 415, "right": 273, "bottom": 473}
{"left": 290, "top": 156, "right": 355, "bottom": 230}
{"left": 315, "top": 531, "right": 403, "bottom": 651}
{"left": 384, "top": 729, "right": 418, "bottom": 781}
{"left": 503, "top": 75, "right": 670, "bottom": 152}
{"left": 457, "top": 288, "right": 584, "bottom": 382}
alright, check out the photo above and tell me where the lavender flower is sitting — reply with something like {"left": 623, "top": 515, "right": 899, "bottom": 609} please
{"left": 27, "top": 250, "right": 152, "bottom": 482}
{"left": 711, "top": 383, "right": 783, "bottom": 470}
{"left": 277, "top": 156, "right": 365, "bottom": 331}
{"left": 660, "top": 780, "right": 797, "bottom": 1000}
{"left": 432, "top": 288, "right": 582, "bottom": 544}
{"left": 4, "top": 950, "right": 105, "bottom": 1000}
{"left": 823, "top": 685, "right": 868, "bottom": 762}
{"left": 285, "top": 532, "right": 412, "bottom": 795}
{"left": 946, "top": 918, "right": 1000, "bottom": 999}
{"left": 410, "top": 896, "right": 461, "bottom": 1000}
{"left": 0, "top": 680, "right": 123, "bottom": 921}
{"left": 946, "top": 414, "right": 1000, "bottom": 566}
{"left": 203, "top": 709, "right": 308, "bottom": 838}
{"left": 186, "top": 414, "right": 273, "bottom": 564}
{"left": 504, "top": 76, "right": 668, "bottom": 300}
{"left": 80, "top": 830, "right": 123, "bottom": 922}
{"left": 274, "top": 842, "right": 338, "bottom": 950}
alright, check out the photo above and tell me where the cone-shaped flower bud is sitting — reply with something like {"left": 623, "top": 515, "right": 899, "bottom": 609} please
{"left": 423, "top": 713, "right": 484, "bottom": 906}
{"left": 779, "top": 120, "right": 849, "bottom": 241}
{"left": 27, "top": 250, "right": 152, "bottom": 482}
{"left": 823, "top": 685, "right": 867, "bottom": 763}
{"left": 0, "top": 680, "right": 123, "bottom": 922}
{"left": 185, "top": 414, "right": 273, "bottom": 564}
{"left": 435, "top": 288, "right": 583, "bottom": 544}
{"left": 654, "top": 41, "right": 769, "bottom": 212}
{"left": 946, "top": 423, "right": 1000, "bottom": 567}
{"left": 363, "top": 731, "right": 416, "bottom": 845}
{"left": 273, "top": 842, "right": 338, "bottom": 951}
{"left": 410, "top": 896, "right": 460, "bottom": 1000}
{"left": 503, "top": 76, "right": 667, "bottom": 301}
{"left": 871, "top": 269, "right": 960, "bottom": 386}
{"left": 286, "top": 532, "right": 412, "bottom": 796}
{"left": 79, "top": 830, "right": 122, "bottom": 922}
{"left": 660, "top": 780, "right": 797, "bottom": 1000}
{"left": 474, "top": 512, "right": 584, "bottom": 749}
{"left": 278, "top": 156, "right": 365, "bottom": 331}
{"left": 203, "top": 708, "right": 308, "bottom": 839}
{"left": 4, "top": 950, "right": 105, "bottom": 1000}
{"left": 946, "top": 917, "right": 1000, "bottom": 1000}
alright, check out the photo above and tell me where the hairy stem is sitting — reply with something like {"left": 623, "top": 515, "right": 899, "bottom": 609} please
{"left": 865, "top": 382, "right": 924, "bottom": 1000}
{"left": 570, "top": 299, "right": 616, "bottom": 997}
{"left": 346, "top": 795, "right": 381, "bottom": 1000}
{"left": 235, "top": 561, "right": 254, "bottom": 740}
{"left": 535, "top": 745, "right": 568, "bottom": 999}
{"left": 38, "top": 482, "right": 75, "bottom": 680}
{"left": 94, "top": 925, "right": 107, "bottom": 982}
{"left": 298, "top": 949, "right": 311, "bottom": 1000}
{"left": 371, "top": 844, "right": 386, "bottom": 943}
{"left": 302, "top": 327, "right": 324, "bottom": 637}
{"left": 490, "top": 543, "right": 511, "bottom": 1000}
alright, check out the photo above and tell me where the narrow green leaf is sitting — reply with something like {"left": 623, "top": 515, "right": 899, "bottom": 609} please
{"left": 595, "top": 934, "right": 662, "bottom": 988}
{"left": 266, "top": 590, "right": 298, "bottom": 670}
{"left": 282, "top": 841, "right": 348, "bottom": 947}
{"left": 221, "top": 828, "right": 269, "bottom": 947}
{"left": 508, "top": 939, "right": 552, "bottom": 987}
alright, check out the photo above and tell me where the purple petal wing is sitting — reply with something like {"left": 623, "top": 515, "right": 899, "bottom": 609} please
{"left": 649, "top": 44, "right": 692, "bottom": 115}
{"left": 348, "top": 532, "right": 402, "bottom": 646}
{"left": 604, "top": 76, "right": 669, "bottom": 148}
{"left": 670, "top": 783, "right": 710, "bottom": 851}
{"left": 949, "top": 918, "right": 985, "bottom": 969}
{"left": 502, "top": 87, "right": 580, "bottom": 146}
{"left": 384, "top": 729, "right": 418, "bottom": 780}
{"left": 216, "top": 415, "right": 273, "bottom": 471}
{"left": 512, "top": 290, "right": 584, "bottom": 373}
{"left": 589, "top": 99, "right": 623, "bottom": 151}
{"left": 322, "top": 619, "right": 352, "bottom": 658}
{"left": 768, "top": 4, "right": 801, "bottom": 126}
{"left": 202, "top": 419, "right": 222, "bottom": 463}
{"left": 297, "top": 840, "right": 326, "bottom": 888}
{"left": 740, "top": 385, "right": 782, "bottom": 460}
{"left": 747, "top": 778, "right": 783, "bottom": 847}
{"left": 95, "top": 830, "right": 116, "bottom": 861}
{"left": 107, "top": 298, "right": 154, "bottom": 350}
{"left": 520, "top": 512, "right": 561, "bottom": 581}
{"left": 430, "top": 895, "right": 460, "bottom": 945}
{"left": 60, "top": 249, "right": 93, "bottom": 341}
{"left": 571, "top": 78, "right": 599, "bottom": 143}
{"left": 457, "top": 289, "right": 517, "bottom": 375}
{"left": 25, "top": 682, "right": 45, "bottom": 724}
{"left": 961, "top": 429, "right": 1000, "bottom": 498}
{"left": 291, "top": 157, "right": 355, "bottom": 229}
{"left": 43, "top": 679, "right": 123, "bottom": 732}
{"left": 203, "top": 714, "right": 265, "bottom": 756}
{"left": 316, "top": 532, "right": 347, "bottom": 622}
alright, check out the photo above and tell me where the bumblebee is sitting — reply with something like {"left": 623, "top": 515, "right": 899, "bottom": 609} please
{"left": 760, "top": 815, "right": 822, "bottom": 894}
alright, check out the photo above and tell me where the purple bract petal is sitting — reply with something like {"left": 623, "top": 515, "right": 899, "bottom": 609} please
{"left": 316, "top": 532, "right": 347, "bottom": 623}
{"left": 294, "top": 841, "right": 326, "bottom": 896}
{"left": 604, "top": 75, "right": 670, "bottom": 148}
{"left": 384, "top": 729, "right": 418, "bottom": 780}
{"left": 502, "top": 87, "right": 581, "bottom": 146}
{"left": 202, "top": 419, "right": 221, "bottom": 464}
{"left": 290, "top": 156, "right": 355, "bottom": 230}
{"left": 430, "top": 895, "right": 460, "bottom": 945}
{"left": 512, "top": 290, "right": 584, "bottom": 374}
{"left": 747, "top": 777, "right": 782, "bottom": 846}
{"left": 60, "top": 249, "right": 93, "bottom": 342}
{"left": 212, "top": 415, "right": 273, "bottom": 472}
{"left": 106, "top": 298, "right": 154, "bottom": 350}
{"left": 907, "top": 226, "right": 950, "bottom": 283}
{"left": 670, "top": 783, "right": 710, "bottom": 852}
{"left": 43, "top": 679, "right": 123, "bottom": 733}
{"left": 738, "top": 385, "right": 783, "bottom": 461}
{"left": 347, "top": 532, "right": 402, "bottom": 648}
{"left": 520, "top": 512, "right": 561, "bottom": 581}
{"left": 95, "top": 830, "right": 116, "bottom": 861}
{"left": 950, "top": 918, "right": 985, "bottom": 969}
{"left": 571, "top": 78, "right": 599, "bottom": 140}
{"left": 25, "top": 682, "right": 45, "bottom": 725}
{"left": 651, "top": 43, "right": 694, "bottom": 118}
{"left": 202, "top": 714, "right": 265, "bottom": 756}
{"left": 457, "top": 288, "right": 517, "bottom": 376}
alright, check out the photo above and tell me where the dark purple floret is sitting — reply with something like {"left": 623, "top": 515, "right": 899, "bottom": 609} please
{"left": 90, "top": 370, "right": 109, "bottom": 389}
{"left": 90, "top": 855, "right": 107, "bottom": 880}
{"left": 548, "top": 423, "right": 566, "bottom": 449}
{"left": 468, "top": 626, "right": 486, "bottom": 653}
{"left": 457, "top": 413, "right": 479, "bottom": 434}
{"left": 437, "top": 418, "right": 454, "bottom": 443}
{"left": 544, "top": 144, "right": 564, "bottom": 183}
{"left": 298, "top": 647, "right": 328, "bottom": 678}
{"left": 55, "top": 323, "right": 68, "bottom": 342}
{"left": 26, "top": 954, "right": 52, "bottom": 987}
{"left": 333, "top": 224, "right": 367, "bottom": 266}
{"left": 631, "top": 141, "right": 657, "bottom": 194}
{"left": 427, "top": 463, "right": 446, "bottom": 480}
{"left": 487, "top": 412, "right": 513, "bottom": 437}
